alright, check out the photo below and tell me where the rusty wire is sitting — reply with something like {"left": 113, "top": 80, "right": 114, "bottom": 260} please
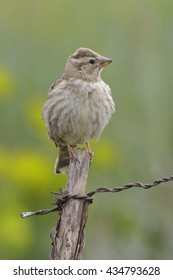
{"left": 20, "top": 175, "right": 173, "bottom": 218}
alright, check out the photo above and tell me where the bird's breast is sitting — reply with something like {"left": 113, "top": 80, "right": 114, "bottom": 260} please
{"left": 48, "top": 79, "right": 115, "bottom": 145}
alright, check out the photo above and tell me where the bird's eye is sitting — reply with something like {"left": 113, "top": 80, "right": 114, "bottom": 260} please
{"left": 89, "top": 59, "right": 96, "bottom": 64}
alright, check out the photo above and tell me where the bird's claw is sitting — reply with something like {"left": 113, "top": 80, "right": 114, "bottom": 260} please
{"left": 88, "top": 151, "right": 94, "bottom": 165}
{"left": 68, "top": 146, "right": 80, "bottom": 163}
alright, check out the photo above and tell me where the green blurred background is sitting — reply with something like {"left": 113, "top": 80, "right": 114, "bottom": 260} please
{"left": 1, "top": 0, "right": 173, "bottom": 260}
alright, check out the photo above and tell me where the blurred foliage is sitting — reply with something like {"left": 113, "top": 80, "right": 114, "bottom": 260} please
{"left": 0, "top": 0, "right": 173, "bottom": 259}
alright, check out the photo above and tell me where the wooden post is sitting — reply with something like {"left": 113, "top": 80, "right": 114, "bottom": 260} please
{"left": 50, "top": 149, "right": 91, "bottom": 260}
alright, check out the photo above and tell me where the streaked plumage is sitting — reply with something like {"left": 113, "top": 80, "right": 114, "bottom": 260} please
{"left": 42, "top": 48, "right": 115, "bottom": 174}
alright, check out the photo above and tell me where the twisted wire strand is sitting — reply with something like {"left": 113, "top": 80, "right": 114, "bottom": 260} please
{"left": 87, "top": 175, "right": 173, "bottom": 197}
{"left": 20, "top": 175, "right": 173, "bottom": 218}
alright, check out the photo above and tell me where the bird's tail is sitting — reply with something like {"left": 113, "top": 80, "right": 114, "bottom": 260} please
{"left": 54, "top": 144, "right": 70, "bottom": 174}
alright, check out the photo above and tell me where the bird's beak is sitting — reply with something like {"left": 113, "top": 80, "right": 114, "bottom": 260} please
{"left": 99, "top": 57, "right": 112, "bottom": 68}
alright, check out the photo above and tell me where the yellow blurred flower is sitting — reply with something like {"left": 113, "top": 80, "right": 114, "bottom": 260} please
{"left": 0, "top": 147, "right": 54, "bottom": 189}
{"left": 0, "top": 204, "right": 33, "bottom": 249}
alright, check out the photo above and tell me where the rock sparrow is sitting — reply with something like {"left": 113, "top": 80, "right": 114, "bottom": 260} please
{"left": 42, "top": 48, "right": 115, "bottom": 174}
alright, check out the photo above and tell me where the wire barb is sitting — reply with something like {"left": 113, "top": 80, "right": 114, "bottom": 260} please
{"left": 20, "top": 206, "right": 59, "bottom": 218}
{"left": 20, "top": 191, "right": 93, "bottom": 218}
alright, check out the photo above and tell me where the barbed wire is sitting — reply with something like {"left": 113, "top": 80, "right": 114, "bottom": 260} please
{"left": 87, "top": 175, "right": 173, "bottom": 197}
{"left": 20, "top": 174, "right": 173, "bottom": 218}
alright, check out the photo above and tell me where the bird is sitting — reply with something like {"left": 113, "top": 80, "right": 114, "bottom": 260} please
{"left": 42, "top": 47, "right": 115, "bottom": 174}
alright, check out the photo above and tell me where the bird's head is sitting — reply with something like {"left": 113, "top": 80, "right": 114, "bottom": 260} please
{"left": 64, "top": 48, "right": 112, "bottom": 82}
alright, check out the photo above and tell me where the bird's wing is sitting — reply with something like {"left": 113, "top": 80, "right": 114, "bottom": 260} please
{"left": 48, "top": 76, "right": 64, "bottom": 96}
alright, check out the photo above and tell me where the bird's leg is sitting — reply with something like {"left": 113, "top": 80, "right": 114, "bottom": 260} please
{"left": 85, "top": 142, "right": 91, "bottom": 153}
{"left": 67, "top": 145, "right": 80, "bottom": 163}
{"left": 85, "top": 142, "right": 94, "bottom": 162}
